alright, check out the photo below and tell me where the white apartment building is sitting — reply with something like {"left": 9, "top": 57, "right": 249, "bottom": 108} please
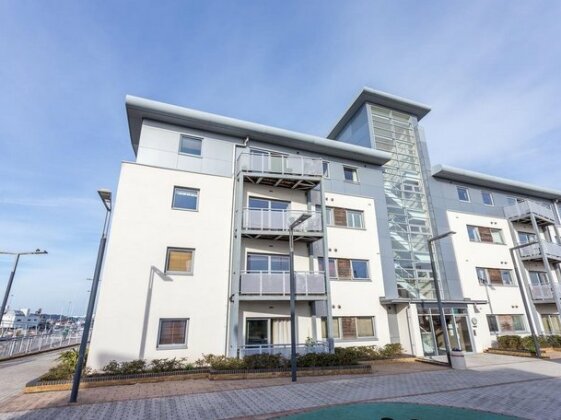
{"left": 87, "top": 88, "right": 561, "bottom": 370}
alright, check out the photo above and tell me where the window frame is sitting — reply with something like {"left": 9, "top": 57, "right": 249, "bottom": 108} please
{"left": 481, "top": 191, "right": 494, "bottom": 206}
{"left": 165, "top": 247, "right": 195, "bottom": 275}
{"left": 321, "top": 316, "right": 377, "bottom": 340}
{"left": 172, "top": 187, "right": 199, "bottom": 211}
{"left": 467, "top": 225, "right": 505, "bottom": 245}
{"left": 343, "top": 166, "right": 359, "bottom": 183}
{"left": 346, "top": 210, "right": 365, "bottom": 229}
{"left": 157, "top": 318, "right": 189, "bottom": 349}
{"left": 476, "top": 267, "right": 515, "bottom": 286}
{"left": 456, "top": 186, "right": 471, "bottom": 202}
{"left": 487, "top": 314, "right": 527, "bottom": 335}
{"left": 318, "top": 257, "right": 370, "bottom": 281}
{"left": 178, "top": 134, "right": 203, "bottom": 157}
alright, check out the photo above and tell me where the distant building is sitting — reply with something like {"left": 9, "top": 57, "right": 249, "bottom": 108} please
{"left": 1, "top": 309, "right": 40, "bottom": 330}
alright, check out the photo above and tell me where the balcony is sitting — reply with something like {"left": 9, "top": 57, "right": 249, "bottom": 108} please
{"left": 239, "top": 271, "right": 326, "bottom": 299}
{"left": 241, "top": 208, "right": 323, "bottom": 241}
{"left": 238, "top": 341, "right": 329, "bottom": 358}
{"left": 504, "top": 201, "right": 556, "bottom": 226}
{"left": 529, "top": 284, "right": 558, "bottom": 301}
{"left": 518, "top": 241, "right": 561, "bottom": 263}
{"left": 237, "top": 153, "right": 323, "bottom": 190}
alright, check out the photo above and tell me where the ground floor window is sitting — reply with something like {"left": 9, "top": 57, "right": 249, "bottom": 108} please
{"left": 541, "top": 314, "right": 561, "bottom": 335}
{"left": 245, "top": 318, "right": 291, "bottom": 345}
{"left": 487, "top": 314, "right": 526, "bottom": 334}
{"left": 321, "top": 316, "right": 376, "bottom": 340}
{"left": 158, "top": 318, "right": 189, "bottom": 348}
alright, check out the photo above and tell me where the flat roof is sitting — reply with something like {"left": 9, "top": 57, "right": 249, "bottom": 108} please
{"left": 126, "top": 95, "right": 392, "bottom": 166}
{"left": 432, "top": 164, "right": 561, "bottom": 200}
{"left": 327, "top": 87, "right": 431, "bottom": 139}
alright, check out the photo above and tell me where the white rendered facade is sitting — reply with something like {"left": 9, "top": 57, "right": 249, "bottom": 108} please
{"left": 88, "top": 89, "right": 561, "bottom": 370}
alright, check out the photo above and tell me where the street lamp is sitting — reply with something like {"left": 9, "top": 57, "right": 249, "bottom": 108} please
{"left": 0, "top": 249, "right": 48, "bottom": 332}
{"left": 70, "top": 189, "right": 112, "bottom": 403}
{"left": 289, "top": 212, "right": 311, "bottom": 382}
{"left": 427, "top": 231, "right": 456, "bottom": 366}
{"left": 509, "top": 241, "right": 541, "bottom": 358}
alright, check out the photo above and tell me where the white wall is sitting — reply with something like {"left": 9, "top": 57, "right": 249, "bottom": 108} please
{"left": 88, "top": 162, "right": 234, "bottom": 370}
{"left": 446, "top": 210, "right": 529, "bottom": 351}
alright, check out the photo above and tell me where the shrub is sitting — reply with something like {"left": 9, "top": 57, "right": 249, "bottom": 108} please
{"left": 41, "top": 349, "right": 87, "bottom": 381}
{"left": 102, "top": 359, "right": 147, "bottom": 375}
{"left": 497, "top": 335, "right": 522, "bottom": 350}
{"left": 547, "top": 335, "right": 561, "bottom": 348}
{"left": 521, "top": 336, "right": 537, "bottom": 352}
{"left": 334, "top": 344, "right": 403, "bottom": 361}
{"left": 243, "top": 354, "right": 288, "bottom": 370}
{"left": 150, "top": 358, "right": 192, "bottom": 373}
{"left": 379, "top": 343, "right": 403, "bottom": 358}
{"left": 196, "top": 354, "right": 247, "bottom": 370}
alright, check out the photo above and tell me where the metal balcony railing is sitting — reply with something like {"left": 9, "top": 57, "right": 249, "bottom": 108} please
{"left": 530, "top": 284, "right": 556, "bottom": 300}
{"left": 237, "top": 153, "right": 323, "bottom": 177}
{"left": 240, "top": 271, "right": 326, "bottom": 296}
{"left": 504, "top": 200, "right": 556, "bottom": 223}
{"left": 519, "top": 241, "right": 561, "bottom": 262}
{"left": 242, "top": 209, "right": 322, "bottom": 233}
{"left": 238, "top": 341, "right": 329, "bottom": 357}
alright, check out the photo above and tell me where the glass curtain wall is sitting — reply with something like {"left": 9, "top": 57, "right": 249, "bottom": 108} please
{"left": 370, "top": 105, "right": 436, "bottom": 299}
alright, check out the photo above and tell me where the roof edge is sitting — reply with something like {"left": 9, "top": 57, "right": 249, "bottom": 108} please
{"left": 327, "top": 87, "right": 431, "bottom": 139}
{"left": 125, "top": 95, "right": 392, "bottom": 166}
{"left": 432, "top": 164, "right": 561, "bottom": 201}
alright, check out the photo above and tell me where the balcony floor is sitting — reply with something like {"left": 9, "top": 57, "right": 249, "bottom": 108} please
{"left": 242, "top": 173, "right": 320, "bottom": 190}
{"left": 241, "top": 231, "right": 323, "bottom": 242}
{"left": 238, "top": 294, "right": 327, "bottom": 301}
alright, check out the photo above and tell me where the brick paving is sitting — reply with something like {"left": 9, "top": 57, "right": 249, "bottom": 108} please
{"left": 0, "top": 355, "right": 560, "bottom": 419}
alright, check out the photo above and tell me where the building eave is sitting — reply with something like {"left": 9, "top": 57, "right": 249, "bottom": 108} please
{"left": 327, "top": 87, "right": 431, "bottom": 140}
{"left": 432, "top": 164, "right": 561, "bottom": 201}
{"left": 125, "top": 95, "right": 392, "bottom": 166}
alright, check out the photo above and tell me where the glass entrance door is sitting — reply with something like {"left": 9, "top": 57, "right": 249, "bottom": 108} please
{"left": 417, "top": 307, "right": 474, "bottom": 356}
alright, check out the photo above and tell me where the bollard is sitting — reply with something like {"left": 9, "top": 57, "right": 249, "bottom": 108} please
{"left": 450, "top": 349, "right": 467, "bottom": 370}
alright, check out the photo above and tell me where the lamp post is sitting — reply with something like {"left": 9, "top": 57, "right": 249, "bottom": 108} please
{"left": 509, "top": 241, "right": 541, "bottom": 358}
{"left": 427, "top": 231, "right": 456, "bottom": 366}
{"left": 289, "top": 212, "right": 311, "bottom": 382}
{"left": 70, "top": 189, "right": 112, "bottom": 403}
{"left": 0, "top": 249, "right": 48, "bottom": 331}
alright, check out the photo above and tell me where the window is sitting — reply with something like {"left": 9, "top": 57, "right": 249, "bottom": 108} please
{"left": 487, "top": 314, "right": 526, "bottom": 334}
{"left": 158, "top": 319, "right": 188, "bottom": 347}
{"left": 506, "top": 197, "right": 518, "bottom": 206}
{"left": 481, "top": 191, "right": 494, "bottom": 206}
{"left": 179, "top": 135, "right": 202, "bottom": 156}
{"left": 518, "top": 232, "right": 537, "bottom": 244}
{"left": 318, "top": 258, "right": 369, "bottom": 280}
{"left": 476, "top": 267, "right": 514, "bottom": 286}
{"left": 247, "top": 253, "right": 289, "bottom": 272}
{"left": 466, "top": 225, "right": 505, "bottom": 244}
{"left": 322, "top": 161, "right": 330, "bottom": 178}
{"left": 529, "top": 271, "right": 548, "bottom": 286}
{"left": 324, "top": 207, "right": 364, "bottom": 229}
{"left": 541, "top": 314, "right": 561, "bottom": 335}
{"left": 346, "top": 210, "right": 364, "bottom": 229}
{"left": 248, "top": 197, "right": 289, "bottom": 210}
{"left": 166, "top": 248, "right": 194, "bottom": 274}
{"left": 172, "top": 187, "right": 199, "bottom": 210}
{"left": 343, "top": 167, "right": 358, "bottom": 182}
{"left": 321, "top": 316, "right": 376, "bottom": 339}
{"left": 457, "top": 186, "right": 470, "bottom": 202}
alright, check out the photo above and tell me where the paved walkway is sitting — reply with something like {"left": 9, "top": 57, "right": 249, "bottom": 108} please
{"left": 0, "top": 354, "right": 560, "bottom": 419}
{"left": 0, "top": 351, "right": 61, "bottom": 404}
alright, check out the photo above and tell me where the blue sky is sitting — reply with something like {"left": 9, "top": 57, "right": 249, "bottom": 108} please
{"left": 1, "top": 1, "right": 560, "bottom": 315}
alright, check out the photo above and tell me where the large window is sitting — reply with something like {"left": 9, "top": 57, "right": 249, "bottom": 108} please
{"left": 322, "top": 207, "right": 364, "bottom": 229}
{"left": 476, "top": 267, "right": 514, "bottom": 286}
{"left": 481, "top": 191, "right": 494, "bottom": 206}
{"left": 179, "top": 135, "right": 202, "bottom": 156}
{"left": 467, "top": 225, "right": 505, "bottom": 244}
{"left": 457, "top": 186, "right": 470, "bottom": 202}
{"left": 318, "top": 258, "right": 369, "bottom": 280}
{"left": 166, "top": 248, "right": 194, "bottom": 274}
{"left": 518, "top": 231, "right": 537, "bottom": 244}
{"left": 343, "top": 167, "right": 359, "bottom": 183}
{"left": 321, "top": 316, "right": 376, "bottom": 339}
{"left": 487, "top": 314, "right": 526, "bottom": 334}
{"left": 158, "top": 319, "right": 188, "bottom": 347}
{"left": 248, "top": 197, "right": 289, "bottom": 210}
{"left": 172, "top": 187, "right": 199, "bottom": 211}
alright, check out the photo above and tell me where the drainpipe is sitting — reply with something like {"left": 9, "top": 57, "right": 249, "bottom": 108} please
{"left": 225, "top": 137, "right": 249, "bottom": 356}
